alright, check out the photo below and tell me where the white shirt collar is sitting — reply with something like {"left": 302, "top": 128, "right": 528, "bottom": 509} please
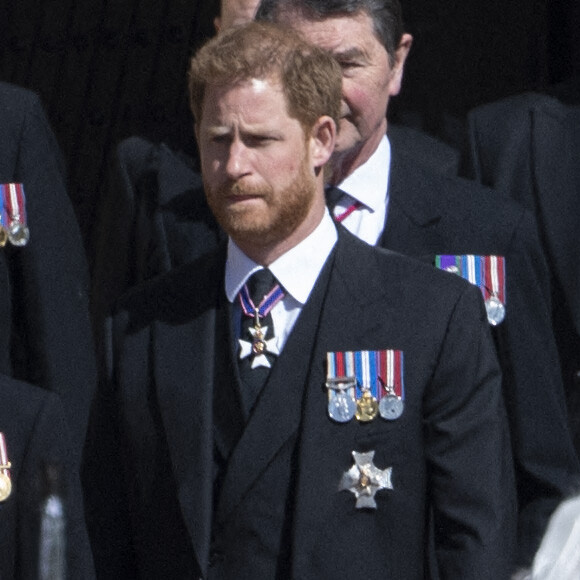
{"left": 338, "top": 134, "right": 391, "bottom": 212}
{"left": 225, "top": 209, "right": 338, "bottom": 305}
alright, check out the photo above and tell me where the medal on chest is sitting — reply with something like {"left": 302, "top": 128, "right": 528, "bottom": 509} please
{"left": 326, "top": 350, "right": 405, "bottom": 423}
{"left": 0, "top": 433, "right": 12, "bottom": 502}
{"left": 1, "top": 183, "right": 30, "bottom": 247}
{"left": 238, "top": 282, "right": 284, "bottom": 369}
{"left": 436, "top": 255, "right": 506, "bottom": 325}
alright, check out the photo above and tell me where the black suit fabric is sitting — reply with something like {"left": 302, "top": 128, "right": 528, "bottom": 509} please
{"left": 103, "top": 230, "right": 515, "bottom": 579}
{"left": 383, "top": 150, "right": 580, "bottom": 564}
{"left": 387, "top": 123, "right": 460, "bottom": 177}
{"left": 0, "top": 374, "right": 95, "bottom": 578}
{"left": 462, "top": 92, "right": 580, "bottom": 455}
{"left": 0, "top": 82, "right": 97, "bottom": 459}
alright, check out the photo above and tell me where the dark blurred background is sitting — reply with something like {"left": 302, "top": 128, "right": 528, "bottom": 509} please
{"left": 1, "top": 0, "right": 578, "bottom": 270}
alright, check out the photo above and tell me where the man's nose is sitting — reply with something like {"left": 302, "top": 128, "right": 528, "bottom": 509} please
{"left": 225, "top": 140, "right": 251, "bottom": 180}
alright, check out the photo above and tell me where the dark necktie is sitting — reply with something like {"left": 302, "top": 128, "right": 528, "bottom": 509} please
{"left": 237, "top": 268, "right": 284, "bottom": 416}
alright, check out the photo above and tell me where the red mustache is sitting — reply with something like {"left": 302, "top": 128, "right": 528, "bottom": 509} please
{"left": 215, "top": 181, "right": 272, "bottom": 198}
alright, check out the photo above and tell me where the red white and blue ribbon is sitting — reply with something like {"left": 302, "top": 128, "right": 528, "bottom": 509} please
{"left": 0, "top": 432, "right": 12, "bottom": 502}
{"left": 326, "top": 350, "right": 405, "bottom": 422}
{"left": 435, "top": 255, "right": 506, "bottom": 325}
{"left": 0, "top": 183, "right": 29, "bottom": 246}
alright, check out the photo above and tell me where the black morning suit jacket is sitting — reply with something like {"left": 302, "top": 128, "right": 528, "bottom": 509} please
{"left": 382, "top": 145, "right": 580, "bottom": 564}
{"left": 89, "top": 133, "right": 580, "bottom": 568}
{"left": 462, "top": 92, "right": 580, "bottom": 456}
{"left": 101, "top": 228, "right": 516, "bottom": 579}
{"left": 0, "top": 82, "right": 97, "bottom": 460}
{"left": 0, "top": 373, "right": 95, "bottom": 578}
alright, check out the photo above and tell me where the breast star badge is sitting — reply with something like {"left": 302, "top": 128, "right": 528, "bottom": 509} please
{"left": 339, "top": 450, "right": 393, "bottom": 509}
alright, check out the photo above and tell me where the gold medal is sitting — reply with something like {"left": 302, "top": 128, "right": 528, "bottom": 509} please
{"left": 356, "top": 390, "right": 379, "bottom": 422}
{"left": 0, "top": 227, "right": 7, "bottom": 248}
{"left": 0, "top": 470, "right": 11, "bottom": 502}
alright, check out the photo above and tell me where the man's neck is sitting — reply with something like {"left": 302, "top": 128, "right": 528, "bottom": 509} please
{"left": 329, "top": 122, "right": 387, "bottom": 186}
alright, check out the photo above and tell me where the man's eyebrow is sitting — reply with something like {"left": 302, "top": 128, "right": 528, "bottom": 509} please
{"left": 332, "top": 47, "right": 367, "bottom": 61}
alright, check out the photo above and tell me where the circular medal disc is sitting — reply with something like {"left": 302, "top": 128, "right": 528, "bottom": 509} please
{"left": 0, "top": 227, "right": 7, "bottom": 248}
{"left": 356, "top": 392, "right": 379, "bottom": 422}
{"left": 379, "top": 395, "right": 404, "bottom": 421}
{"left": 485, "top": 295, "right": 506, "bottom": 326}
{"left": 252, "top": 339, "right": 266, "bottom": 355}
{"left": 328, "top": 391, "right": 356, "bottom": 423}
{"left": 8, "top": 223, "right": 30, "bottom": 247}
{"left": 0, "top": 472, "right": 11, "bottom": 502}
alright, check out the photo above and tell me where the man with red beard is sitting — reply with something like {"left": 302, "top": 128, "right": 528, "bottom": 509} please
{"left": 88, "top": 22, "right": 516, "bottom": 579}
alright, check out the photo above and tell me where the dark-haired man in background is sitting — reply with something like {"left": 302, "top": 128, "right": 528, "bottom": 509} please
{"left": 462, "top": 84, "right": 580, "bottom": 457}
{"left": 0, "top": 81, "right": 97, "bottom": 464}
{"left": 254, "top": 0, "right": 579, "bottom": 567}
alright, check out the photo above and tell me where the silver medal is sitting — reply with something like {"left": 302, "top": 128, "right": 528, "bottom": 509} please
{"left": 485, "top": 295, "right": 505, "bottom": 326}
{"left": 326, "top": 377, "right": 356, "bottom": 423}
{"left": 329, "top": 390, "right": 356, "bottom": 423}
{"left": 379, "top": 395, "right": 404, "bottom": 420}
{"left": 8, "top": 222, "right": 30, "bottom": 247}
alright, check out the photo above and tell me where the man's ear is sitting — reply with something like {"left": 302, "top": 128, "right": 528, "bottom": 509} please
{"left": 214, "top": 16, "right": 222, "bottom": 34}
{"left": 388, "top": 33, "right": 413, "bottom": 97}
{"left": 309, "top": 116, "right": 337, "bottom": 170}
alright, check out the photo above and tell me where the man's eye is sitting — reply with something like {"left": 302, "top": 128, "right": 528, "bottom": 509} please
{"left": 246, "top": 136, "right": 275, "bottom": 147}
{"left": 211, "top": 134, "right": 230, "bottom": 144}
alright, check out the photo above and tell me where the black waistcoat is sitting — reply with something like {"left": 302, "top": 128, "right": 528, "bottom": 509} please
{"left": 208, "top": 252, "right": 335, "bottom": 579}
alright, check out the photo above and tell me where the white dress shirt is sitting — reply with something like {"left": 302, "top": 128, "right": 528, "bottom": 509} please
{"left": 332, "top": 134, "right": 391, "bottom": 245}
{"left": 225, "top": 209, "right": 338, "bottom": 352}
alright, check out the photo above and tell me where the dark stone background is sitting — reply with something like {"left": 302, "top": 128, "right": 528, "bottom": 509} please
{"left": 1, "top": 0, "right": 577, "bottom": 270}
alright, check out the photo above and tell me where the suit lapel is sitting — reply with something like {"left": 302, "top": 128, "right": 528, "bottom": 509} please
{"left": 532, "top": 103, "right": 580, "bottom": 334}
{"left": 380, "top": 149, "right": 442, "bottom": 257}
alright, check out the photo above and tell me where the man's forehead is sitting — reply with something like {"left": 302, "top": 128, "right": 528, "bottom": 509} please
{"left": 221, "top": 0, "right": 260, "bottom": 27}
{"left": 201, "top": 77, "right": 287, "bottom": 118}
{"left": 274, "top": 9, "right": 376, "bottom": 54}
{"left": 206, "top": 76, "right": 284, "bottom": 99}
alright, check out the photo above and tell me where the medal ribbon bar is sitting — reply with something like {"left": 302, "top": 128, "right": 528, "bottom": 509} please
{"left": 0, "top": 183, "right": 29, "bottom": 246}
{"left": 3, "top": 183, "right": 27, "bottom": 226}
{"left": 327, "top": 350, "right": 404, "bottom": 400}
{"left": 376, "top": 349, "right": 404, "bottom": 400}
{"left": 326, "top": 351, "right": 405, "bottom": 423}
{"left": 0, "top": 432, "right": 12, "bottom": 502}
{"left": 481, "top": 255, "right": 506, "bottom": 304}
{"left": 0, "top": 432, "right": 10, "bottom": 470}
{"left": 0, "top": 189, "right": 7, "bottom": 247}
{"left": 436, "top": 254, "right": 506, "bottom": 305}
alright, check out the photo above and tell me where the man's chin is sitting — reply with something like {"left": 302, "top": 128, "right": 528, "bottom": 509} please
{"left": 219, "top": 214, "right": 272, "bottom": 241}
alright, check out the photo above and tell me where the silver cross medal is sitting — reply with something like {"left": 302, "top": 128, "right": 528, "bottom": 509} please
{"left": 239, "top": 309, "right": 280, "bottom": 369}
{"left": 339, "top": 450, "right": 393, "bottom": 509}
